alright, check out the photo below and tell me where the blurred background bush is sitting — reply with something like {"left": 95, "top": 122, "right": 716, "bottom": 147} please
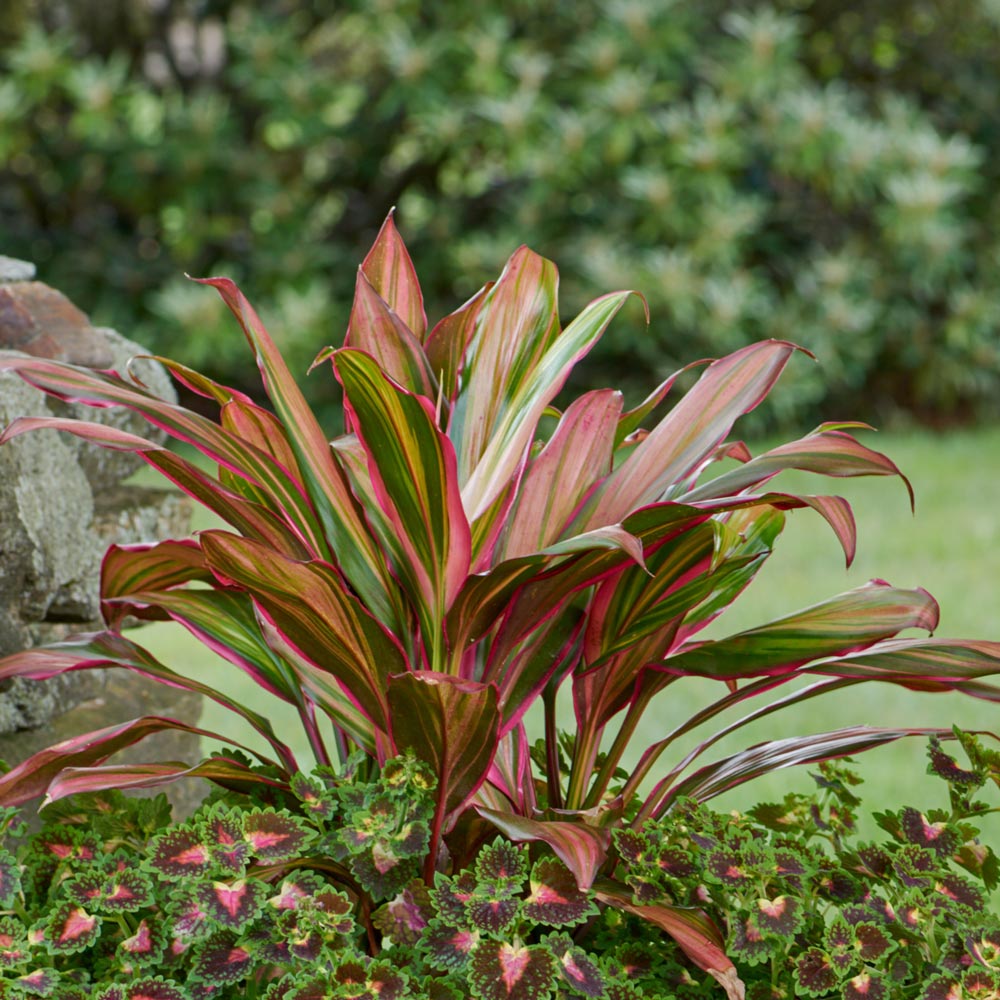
{"left": 3, "top": 0, "right": 1000, "bottom": 428}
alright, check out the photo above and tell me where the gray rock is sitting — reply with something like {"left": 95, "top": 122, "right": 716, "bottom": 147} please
{"left": 0, "top": 256, "right": 35, "bottom": 283}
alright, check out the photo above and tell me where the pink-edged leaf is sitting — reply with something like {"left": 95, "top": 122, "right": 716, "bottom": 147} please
{"left": 593, "top": 880, "right": 743, "bottom": 999}
{"left": 501, "top": 389, "right": 623, "bottom": 559}
{"left": 484, "top": 609, "right": 585, "bottom": 737}
{"left": 614, "top": 360, "right": 711, "bottom": 446}
{"left": 452, "top": 247, "right": 560, "bottom": 489}
{"left": 3, "top": 415, "right": 313, "bottom": 558}
{"left": 657, "top": 581, "right": 941, "bottom": 682}
{"left": 682, "top": 424, "right": 915, "bottom": 511}
{"left": 333, "top": 349, "right": 471, "bottom": 662}
{"left": 387, "top": 672, "right": 500, "bottom": 826}
{"left": 578, "top": 340, "right": 803, "bottom": 530}
{"left": 474, "top": 809, "right": 610, "bottom": 890}
{"left": 219, "top": 397, "right": 305, "bottom": 481}
{"left": 360, "top": 210, "right": 428, "bottom": 340}
{"left": 425, "top": 282, "right": 493, "bottom": 410}
{"left": 796, "top": 494, "right": 857, "bottom": 567}
{"left": 193, "top": 277, "right": 401, "bottom": 628}
{"left": 0, "top": 356, "right": 332, "bottom": 546}
{"left": 0, "top": 630, "right": 296, "bottom": 772}
{"left": 45, "top": 756, "right": 288, "bottom": 804}
{"left": 461, "top": 285, "right": 638, "bottom": 522}
{"left": 809, "top": 636, "right": 1000, "bottom": 682}
{"left": 0, "top": 715, "right": 224, "bottom": 807}
{"left": 102, "top": 540, "right": 212, "bottom": 622}
{"left": 667, "top": 725, "right": 947, "bottom": 805}
{"left": 200, "top": 530, "right": 405, "bottom": 733}
{"left": 341, "top": 268, "right": 436, "bottom": 397}
{"left": 487, "top": 725, "right": 537, "bottom": 815}
{"left": 104, "top": 588, "right": 300, "bottom": 702}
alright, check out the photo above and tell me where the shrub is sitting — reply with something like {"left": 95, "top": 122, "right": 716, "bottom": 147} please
{"left": 3, "top": 1, "right": 1000, "bottom": 425}
{"left": 2, "top": 218, "right": 1000, "bottom": 994}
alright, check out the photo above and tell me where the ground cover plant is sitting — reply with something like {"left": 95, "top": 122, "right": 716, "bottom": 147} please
{"left": 2, "top": 215, "right": 1000, "bottom": 996}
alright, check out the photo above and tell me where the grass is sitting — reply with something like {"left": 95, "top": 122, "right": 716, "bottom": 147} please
{"left": 133, "top": 426, "right": 1000, "bottom": 831}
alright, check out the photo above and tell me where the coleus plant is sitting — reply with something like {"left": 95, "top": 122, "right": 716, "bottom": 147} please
{"left": 611, "top": 732, "right": 1000, "bottom": 1000}
{"left": 3, "top": 214, "right": 1000, "bottom": 997}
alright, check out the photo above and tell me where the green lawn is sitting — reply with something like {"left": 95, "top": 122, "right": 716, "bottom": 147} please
{"left": 133, "top": 426, "right": 1000, "bottom": 832}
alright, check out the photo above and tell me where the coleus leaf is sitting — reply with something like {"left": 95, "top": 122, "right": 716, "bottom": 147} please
{"left": 96, "top": 979, "right": 187, "bottom": 1000}
{"left": 65, "top": 866, "right": 153, "bottom": 913}
{"left": 523, "top": 857, "right": 599, "bottom": 927}
{"left": 475, "top": 841, "right": 528, "bottom": 886}
{"left": 333, "top": 347, "right": 471, "bottom": 657}
{"left": 542, "top": 933, "right": 605, "bottom": 999}
{"left": 469, "top": 941, "right": 557, "bottom": 1000}
{"left": 0, "top": 853, "right": 20, "bottom": 909}
{"left": 148, "top": 826, "right": 214, "bottom": 880}
{"left": 372, "top": 880, "right": 433, "bottom": 946}
{"left": 191, "top": 930, "right": 254, "bottom": 986}
{"left": 0, "top": 916, "right": 29, "bottom": 967}
{"left": 43, "top": 902, "right": 101, "bottom": 955}
{"left": 242, "top": 810, "right": 314, "bottom": 863}
{"left": 195, "top": 878, "right": 267, "bottom": 930}
{"left": 11, "top": 970, "right": 58, "bottom": 997}
{"left": 119, "top": 918, "right": 165, "bottom": 966}
{"left": 334, "top": 958, "right": 410, "bottom": 1000}
{"left": 423, "top": 920, "right": 481, "bottom": 972}
{"left": 466, "top": 884, "right": 521, "bottom": 936}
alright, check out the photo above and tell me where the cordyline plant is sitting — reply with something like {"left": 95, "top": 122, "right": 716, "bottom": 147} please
{"left": 3, "top": 214, "right": 1000, "bottom": 997}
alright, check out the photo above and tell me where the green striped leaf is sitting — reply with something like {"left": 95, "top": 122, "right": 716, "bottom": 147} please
{"left": 334, "top": 349, "right": 470, "bottom": 668}
{"left": 195, "top": 277, "right": 402, "bottom": 630}
{"left": 0, "top": 716, "right": 227, "bottom": 808}
{"left": 337, "top": 267, "right": 436, "bottom": 397}
{"left": 452, "top": 247, "right": 560, "bottom": 490}
{"left": 0, "top": 357, "right": 333, "bottom": 557}
{"left": 425, "top": 282, "right": 493, "bottom": 409}
{"left": 476, "top": 809, "right": 611, "bottom": 891}
{"left": 388, "top": 672, "right": 500, "bottom": 828}
{"left": 656, "top": 581, "right": 941, "bottom": 681}
{"left": 593, "top": 880, "right": 741, "bottom": 997}
{"left": 500, "top": 389, "right": 622, "bottom": 559}
{"left": 200, "top": 530, "right": 405, "bottom": 733}
{"left": 359, "top": 210, "right": 428, "bottom": 341}
{"left": 461, "top": 287, "right": 638, "bottom": 522}
{"left": 0, "top": 631, "right": 297, "bottom": 772}
{"left": 681, "top": 424, "right": 914, "bottom": 510}
{"left": 577, "top": 340, "right": 802, "bottom": 530}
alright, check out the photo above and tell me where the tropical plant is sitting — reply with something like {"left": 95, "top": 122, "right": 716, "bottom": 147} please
{"left": 2, "top": 216, "right": 1000, "bottom": 996}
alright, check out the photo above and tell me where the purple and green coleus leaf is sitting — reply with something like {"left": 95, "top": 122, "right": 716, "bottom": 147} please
{"left": 189, "top": 929, "right": 255, "bottom": 986}
{"left": 522, "top": 857, "right": 598, "bottom": 928}
{"left": 42, "top": 902, "right": 101, "bottom": 955}
{"left": 95, "top": 979, "right": 188, "bottom": 1000}
{"left": 541, "top": 933, "right": 606, "bottom": 999}
{"left": 194, "top": 878, "right": 268, "bottom": 931}
{"left": 468, "top": 940, "right": 557, "bottom": 1000}
{"left": 64, "top": 862, "right": 153, "bottom": 913}
{"left": 118, "top": 918, "right": 166, "bottom": 967}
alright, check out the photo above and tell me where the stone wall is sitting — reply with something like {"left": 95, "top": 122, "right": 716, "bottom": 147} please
{"left": 0, "top": 254, "right": 204, "bottom": 816}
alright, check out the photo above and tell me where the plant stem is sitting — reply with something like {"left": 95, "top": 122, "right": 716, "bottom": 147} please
{"left": 543, "top": 685, "right": 563, "bottom": 810}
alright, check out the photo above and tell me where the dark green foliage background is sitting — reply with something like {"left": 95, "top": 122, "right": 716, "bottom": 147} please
{"left": 3, "top": 0, "right": 1000, "bottom": 426}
